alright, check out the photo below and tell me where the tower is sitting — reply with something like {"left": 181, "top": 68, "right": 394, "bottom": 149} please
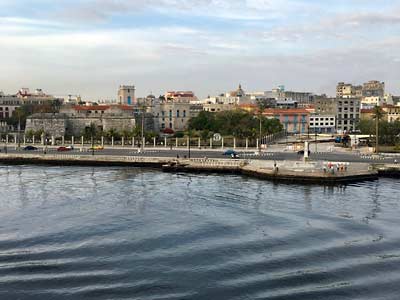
{"left": 118, "top": 85, "right": 136, "bottom": 105}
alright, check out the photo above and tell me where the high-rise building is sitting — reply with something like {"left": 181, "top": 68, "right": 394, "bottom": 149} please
{"left": 118, "top": 85, "right": 136, "bottom": 105}
{"left": 336, "top": 82, "right": 362, "bottom": 98}
{"left": 315, "top": 97, "right": 361, "bottom": 133}
{"left": 362, "top": 80, "right": 385, "bottom": 98}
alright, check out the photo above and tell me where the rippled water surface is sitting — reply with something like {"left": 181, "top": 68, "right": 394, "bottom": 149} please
{"left": 0, "top": 165, "right": 399, "bottom": 299}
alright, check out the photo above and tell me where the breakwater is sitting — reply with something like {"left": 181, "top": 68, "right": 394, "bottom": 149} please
{"left": 0, "top": 153, "right": 385, "bottom": 184}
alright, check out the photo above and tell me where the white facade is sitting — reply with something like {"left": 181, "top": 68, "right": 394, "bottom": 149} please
{"left": 309, "top": 115, "right": 336, "bottom": 133}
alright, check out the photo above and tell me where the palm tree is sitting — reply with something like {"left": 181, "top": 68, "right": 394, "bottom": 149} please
{"left": 372, "top": 105, "right": 385, "bottom": 153}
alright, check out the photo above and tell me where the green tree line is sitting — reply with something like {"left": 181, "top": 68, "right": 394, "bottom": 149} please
{"left": 188, "top": 110, "right": 283, "bottom": 139}
{"left": 357, "top": 119, "right": 400, "bottom": 146}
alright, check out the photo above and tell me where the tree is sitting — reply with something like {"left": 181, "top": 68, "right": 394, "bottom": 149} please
{"left": 372, "top": 106, "right": 385, "bottom": 153}
{"left": 188, "top": 109, "right": 283, "bottom": 139}
{"left": 105, "top": 128, "right": 120, "bottom": 140}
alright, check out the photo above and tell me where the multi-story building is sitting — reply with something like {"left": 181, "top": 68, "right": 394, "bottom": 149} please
{"left": 118, "top": 85, "right": 136, "bottom": 105}
{"left": 362, "top": 80, "right": 385, "bottom": 98}
{"left": 383, "top": 105, "right": 400, "bottom": 123}
{"left": 336, "top": 98, "right": 361, "bottom": 133}
{"left": 200, "top": 85, "right": 252, "bottom": 108}
{"left": 165, "top": 91, "right": 198, "bottom": 103}
{"left": 265, "top": 86, "right": 313, "bottom": 104}
{"left": 262, "top": 108, "right": 310, "bottom": 134}
{"left": 314, "top": 97, "right": 361, "bottom": 133}
{"left": 309, "top": 114, "right": 336, "bottom": 134}
{"left": 154, "top": 101, "right": 192, "bottom": 132}
{"left": 0, "top": 94, "right": 21, "bottom": 120}
{"left": 336, "top": 82, "right": 362, "bottom": 98}
{"left": 203, "top": 103, "right": 236, "bottom": 112}
{"left": 16, "top": 88, "right": 62, "bottom": 105}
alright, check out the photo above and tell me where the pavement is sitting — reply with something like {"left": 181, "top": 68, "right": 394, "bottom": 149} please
{"left": 1, "top": 142, "right": 398, "bottom": 164}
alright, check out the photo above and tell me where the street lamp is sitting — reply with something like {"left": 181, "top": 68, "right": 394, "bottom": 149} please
{"left": 140, "top": 106, "right": 145, "bottom": 152}
{"left": 17, "top": 114, "right": 21, "bottom": 150}
{"left": 188, "top": 127, "right": 191, "bottom": 159}
{"left": 314, "top": 129, "right": 318, "bottom": 153}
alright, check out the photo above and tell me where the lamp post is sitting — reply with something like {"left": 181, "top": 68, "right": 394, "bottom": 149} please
{"left": 17, "top": 114, "right": 21, "bottom": 150}
{"left": 188, "top": 127, "right": 191, "bottom": 159}
{"left": 141, "top": 106, "right": 145, "bottom": 152}
{"left": 314, "top": 129, "right": 317, "bottom": 153}
{"left": 90, "top": 123, "right": 95, "bottom": 156}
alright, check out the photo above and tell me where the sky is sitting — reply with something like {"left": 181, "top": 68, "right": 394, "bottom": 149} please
{"left": 0, "top": 0, "right": 399, "bottom": 100}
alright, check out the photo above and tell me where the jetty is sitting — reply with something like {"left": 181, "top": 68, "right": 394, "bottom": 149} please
{"left": 0, "top": 152, "right": 384, "bottom": 184}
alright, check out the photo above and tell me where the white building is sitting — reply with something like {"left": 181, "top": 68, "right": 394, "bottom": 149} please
{"left": 309, "top": 114, "right": 336, "bottom": 134}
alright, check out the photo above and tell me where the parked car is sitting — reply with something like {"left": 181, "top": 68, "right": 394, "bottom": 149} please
{"left": 231, "top": 153, "right": 240, "bottom": 159}
{"left": 223, "top": 149, "right": 237, "bottom": 156}
{"left": 89, "top": 145, "right": 104, "bottom": 151}
{"left": 23, "top": 145, "right": 38, "bottom": 151}
{"left": 297, "top": 149, "right": 311, "bottom": 155}
{"left": 66, "top": 145, "right": 74, "bottom": 150}
{"left": 57, "top": 146, "right": 70, "bottom": 152}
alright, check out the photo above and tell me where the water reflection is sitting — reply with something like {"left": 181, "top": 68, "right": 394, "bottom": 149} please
{"left": 0, "top": 166, "right": 399, "bottom": 300}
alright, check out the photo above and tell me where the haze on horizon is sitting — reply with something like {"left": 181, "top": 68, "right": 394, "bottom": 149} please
{"left": 0, "top": 0, "right": 399, "bottom": 100}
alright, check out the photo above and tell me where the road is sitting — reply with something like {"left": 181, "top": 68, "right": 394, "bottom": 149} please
{"left": 1, "top": 146, "right": 398, "bottom": 164}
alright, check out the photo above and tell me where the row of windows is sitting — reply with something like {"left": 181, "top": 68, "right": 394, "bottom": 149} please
{"left": 161, "top": 123, "right": 173, "bottom": 129}
{"left": 161, "top": 110, "right": 187, "bottom": 118}
{"left": 0, "top": 107, "right": 10, "bottom": 111}
{"left": 86, "top": 111, "right": 105, "bottom": 114}
{"left": 310, "top": 123, "right": 335, "bottom": 127}
{"left": 310, "top": 117, "right": 334, "bottom": 121}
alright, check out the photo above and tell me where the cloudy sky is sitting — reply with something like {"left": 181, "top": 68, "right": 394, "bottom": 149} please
{"left": 0, "top": 0, "right": 399, "bottom": 99}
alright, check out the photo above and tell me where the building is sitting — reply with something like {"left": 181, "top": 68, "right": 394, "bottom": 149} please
{"left": 198, "top": 85, "right": 254, "bottom": 110}
{"left": 265, "top": 86, "right": 313, "bottom": 104}
{"left": 203, "top": 103, "right": 236, "bottom": 112}
{"left": 314, "top": 97, "right": 361, "bottom": 133}
{"left": 336, "top": 98, "right": 361, "bottom": 133}
{"left": 118, "top": 85, "right": 136, "bottom": 105}
{"left": 25, "top": 105, "right": 137, "bottom": 137}
{"left": 384, "top": 105, "right": 400, "bottom": 123}
{"left": 0, "top": 94, "right": 21, "bottom": 120}
{"left": 16, "top": 88, "right": 62, "bottom": 105}
{"left": 262, "top": 108, "right": 310, "bottom": 134}
{"left": 165, "top": 91, "right": 198, "bottom": 103}
{"left": 152, "top": 100, "right": 192, "bottom": 132}
{"left": 362, "top": 80, "right": 385, "bottom": 98}
{"left": 309, "top": 114, "right": 336, "bottom": 133}
{"left": 336, "top": 82, "right": 362, "bottom": 98}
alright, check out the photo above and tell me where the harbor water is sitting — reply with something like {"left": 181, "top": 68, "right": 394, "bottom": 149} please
{"left": 0, "top": 165, "right": 399, "bottom": 299}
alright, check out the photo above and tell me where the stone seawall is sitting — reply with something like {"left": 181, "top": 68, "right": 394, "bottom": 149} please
{"left": 0, "top": 153, "right": 381, "bottom": 185}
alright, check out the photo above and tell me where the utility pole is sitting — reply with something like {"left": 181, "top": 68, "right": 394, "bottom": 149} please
{"left": 188, "top": 127, "right": 191, "bottom": 159}
{"left": 314, "top": 130, "right": 317, "bottom": 153}
{"left": 375, "top": 112, "right": 379, "bottom": 154}
{"left": 141, "top": 106, "right": 145, "bottom": 152}
{"left": 17, "top": 113, "right": 21, "bottom": 150}
{"left": 258, "top": 116, "right": 262, "bottom": 154}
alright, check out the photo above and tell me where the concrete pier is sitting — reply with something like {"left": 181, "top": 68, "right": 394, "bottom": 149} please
{"left": 0, "top": 152, "right": 381, "bottom": 184}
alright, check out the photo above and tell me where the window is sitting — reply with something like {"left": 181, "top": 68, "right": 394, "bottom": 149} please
{"left": 177, "top": 110, "right": 180, "bottom": 118}
{"left": 183, "top": 110, "right": 186, "bottom": 117}
{"left": 169, "top": 122, "right": 172, "bottom": 128}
